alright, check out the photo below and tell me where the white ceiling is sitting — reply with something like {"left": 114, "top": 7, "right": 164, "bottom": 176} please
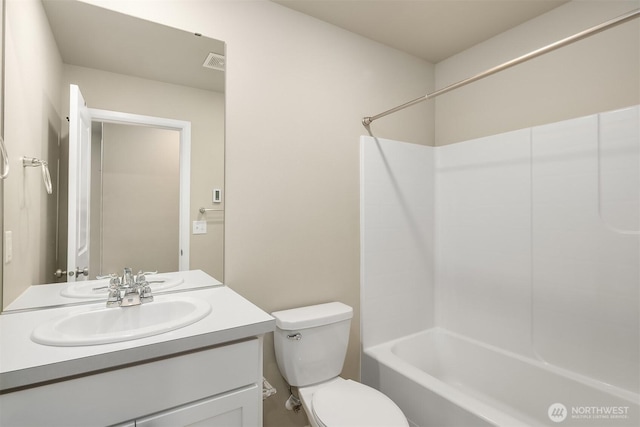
{"left": 273, "top": 0, "right": 569, "bottom": 63}
{"left": 42, "top": 0, "right": 225, "bottom": 93}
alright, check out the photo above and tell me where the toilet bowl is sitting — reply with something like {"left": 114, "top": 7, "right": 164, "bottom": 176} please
{"left": 299, "top": 377, "right": 408, "bottom": 427}
{"left": 271, "top": 302, "right": 408, "bottom": 427}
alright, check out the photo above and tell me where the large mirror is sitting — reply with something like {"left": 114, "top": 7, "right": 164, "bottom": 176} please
{"left": 1, "top": 0, "right": 225, "bottom": 311}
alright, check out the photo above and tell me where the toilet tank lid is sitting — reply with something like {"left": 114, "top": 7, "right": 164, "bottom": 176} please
{"left": 272, "top": 302, "right": 353, "bottom": 330}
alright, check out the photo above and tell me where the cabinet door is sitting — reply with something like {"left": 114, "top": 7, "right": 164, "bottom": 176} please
{"left": 136, "top": 385, "right": 259, "bottom": 427}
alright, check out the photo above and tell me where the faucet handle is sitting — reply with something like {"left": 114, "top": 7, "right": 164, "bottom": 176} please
{"left": 136, "top": 272, "right": 146, "bottom": 283}
{"left": 109, "top": 277, "right": 121, "bottom": 289}
{"left": 135, "top": 270, "right": 157, "bottom": 283}
{"left": 140, "top": 285, "right": 154, "bottom": 303}
{"left": 106, "top": 286, "right": 122, "bottom": 308}
{"left": 137, "top": 273, "right": 154, "bottom": 303}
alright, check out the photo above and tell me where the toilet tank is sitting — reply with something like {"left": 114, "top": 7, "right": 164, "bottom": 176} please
{"left": 272, "top": 302, "right": 353, "bottom": 387}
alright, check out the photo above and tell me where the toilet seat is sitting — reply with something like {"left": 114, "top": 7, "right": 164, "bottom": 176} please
{"left": 311, "top": 379, "right": 408, "bottom": 427}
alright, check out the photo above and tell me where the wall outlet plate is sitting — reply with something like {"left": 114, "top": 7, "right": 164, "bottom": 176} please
{"left": 192, "top": 220, "right": 207, "bottom": 235}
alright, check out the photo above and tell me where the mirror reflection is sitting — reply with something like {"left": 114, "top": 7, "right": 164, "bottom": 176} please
{"left": 95, "top": 122, "right": 180, "bottom": 275}
{"left": 70, "top": 101, "right": 191, "bottom": 282}
{"left": 2, "top": 0, "right": 225, "bottom": 311}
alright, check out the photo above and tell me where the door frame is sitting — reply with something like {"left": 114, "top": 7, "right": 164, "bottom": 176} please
{"left": 90, "top": 108, "right": 191, "bottom": 271}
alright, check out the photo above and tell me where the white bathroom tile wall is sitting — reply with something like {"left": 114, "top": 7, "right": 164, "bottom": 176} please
{"left": 599, "top": 105, "right": 639, "bottom": 234}
{"left": 532, "top": 108, "right": 639, "bottom": 393}
{"left": 360, "top": 136, "right": 435, "bottom": 348}
{"left": 361, "top": 106, "right": 639, "bottom": 394}
{"left": 435, "top": 129, "right": 534, "bottom": 356}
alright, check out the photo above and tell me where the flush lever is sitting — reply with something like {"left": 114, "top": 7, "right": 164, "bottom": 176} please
{"left": 287, "top": 333, "right": 302, "bottom": 341}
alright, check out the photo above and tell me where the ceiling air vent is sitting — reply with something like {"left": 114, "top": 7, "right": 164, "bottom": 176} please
{"left": 203, "top": 52, "right": 225, "bottom": 71}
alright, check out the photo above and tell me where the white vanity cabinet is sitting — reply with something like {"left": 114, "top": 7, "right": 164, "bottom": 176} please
{"left": 136, "top": 385, "right": 258, "bottom": 426}
{"left": 0, "top": 338, "right": 263, "bottom": 426}
{"left": 1, "top": 286, "right": 275, "bottom": 426}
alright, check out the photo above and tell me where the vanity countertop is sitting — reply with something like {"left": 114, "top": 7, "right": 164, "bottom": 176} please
{"left": 0, "top": 286, "right": 275, "bottom": 392}
{"left": 5, "top": 269, "right": 221, "bottom": 312}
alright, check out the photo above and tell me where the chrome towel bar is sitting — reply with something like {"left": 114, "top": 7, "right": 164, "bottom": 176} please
{"left": 199, "top": 207, "right": 224, "bottom": 214}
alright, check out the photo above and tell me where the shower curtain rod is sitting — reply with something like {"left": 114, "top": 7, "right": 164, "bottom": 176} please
{"left": 362, "top": 8, "right": 640, "bottom": 126}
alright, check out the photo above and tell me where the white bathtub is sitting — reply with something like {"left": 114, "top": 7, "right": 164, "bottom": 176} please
{"left": 363, "top": 328, "right": 639, "bottom": 427}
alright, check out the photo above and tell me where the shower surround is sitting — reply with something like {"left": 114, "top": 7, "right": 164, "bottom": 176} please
{"left": 360, "top": 106, "right": 639, "bottom": 426}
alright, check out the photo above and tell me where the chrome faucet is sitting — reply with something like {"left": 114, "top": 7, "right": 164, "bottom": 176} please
{"left": 122, "top": 267, "right": 134, "bottom": 287}
{"left": 105, "top": 267, "right": 154, "bottom": 308}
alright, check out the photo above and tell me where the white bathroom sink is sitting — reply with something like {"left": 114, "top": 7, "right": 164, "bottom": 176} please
{"left": 31, "top": 296, "right": 211, "bottom": 346}
{"left": 60, "top": 274, "right": 184, "bottom": 299}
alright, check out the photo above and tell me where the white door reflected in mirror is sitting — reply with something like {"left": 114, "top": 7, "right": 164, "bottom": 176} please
{"left": 65, "top": 85, "right": 192, "bottom": 281}
{"left": 67, "top": 85, "right": 92, "bottom": 282}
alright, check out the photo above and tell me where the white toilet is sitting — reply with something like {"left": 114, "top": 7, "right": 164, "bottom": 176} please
{"left": 272, "top": 302, "right": 409, "bottom": 427}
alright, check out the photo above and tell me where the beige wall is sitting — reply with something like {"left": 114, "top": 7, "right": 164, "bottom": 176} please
{"left": 82, "top": 1, "right": 434, "bottom": 426}
{"left": 2, "top": 0, "right": 63, "bottom": 307}
{"left": 61, "top": 65, "right": 225, "bottom": 281}
{"left": 100, "top": 123, "right": 180, "bottom": 274}
{"left": 435, "top": 0, "right": 640, "bottom": 145}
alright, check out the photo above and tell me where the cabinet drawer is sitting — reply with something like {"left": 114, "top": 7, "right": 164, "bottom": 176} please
{"left": 0, "top": 339, "right": 260, "bottom": 426}
{"left": 136, "top": 385, "right": 259, "bottom": 427}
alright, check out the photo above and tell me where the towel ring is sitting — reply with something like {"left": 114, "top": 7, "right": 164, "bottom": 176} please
{"left": 0, "top": 135, "right": 9, "bottom": 179}
{"left": 22, "top": 157, "right": 53, "bottom": 195}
